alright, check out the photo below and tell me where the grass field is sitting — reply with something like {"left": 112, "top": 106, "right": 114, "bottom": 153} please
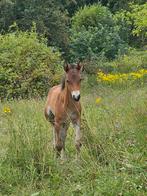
{"left": 0, "top": 84, "right": 147, "bottom": 196}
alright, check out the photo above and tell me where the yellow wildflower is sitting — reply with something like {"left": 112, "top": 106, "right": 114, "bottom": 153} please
{"left": 3, "top": 106, "right": 11, "bottom": 113}
{"left": 97, "top": 69, "right": 147, "bottom": 83}
{"left": 130, "top": 72, "right": 142, "bottom": 78}
{"left": 96, "top": 97, "right": 102, "bottom": 104}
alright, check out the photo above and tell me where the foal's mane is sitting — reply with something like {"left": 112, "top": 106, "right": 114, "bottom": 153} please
{"left": 61, "top": 64, "right": 77, "bottom": 90}
{"left": 61, "top": 76, "right": 66, "bottom": 90}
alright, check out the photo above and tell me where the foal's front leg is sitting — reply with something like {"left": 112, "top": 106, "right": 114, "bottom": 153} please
{"left": 60, "top": 122, "right": 69, "bottom": 160}
{"left": 54, "top": 121, "right": 63, "bottom": 157}
{"left": 54, "top": 120, "right": 68, "bottom": 159}
{"left": 72, "top": 118, "right": 82, "bottom": 159}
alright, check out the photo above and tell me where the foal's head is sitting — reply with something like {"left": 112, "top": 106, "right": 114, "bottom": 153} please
{"left": 63, "top": 63, "right": 83, "bottom": 101}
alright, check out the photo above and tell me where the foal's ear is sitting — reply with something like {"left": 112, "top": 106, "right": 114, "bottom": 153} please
{"left": 64, "top": 63, "right": 70, "bottom": 72}
{"left": 77, "top": 62, "right": 84, "bottom": 72}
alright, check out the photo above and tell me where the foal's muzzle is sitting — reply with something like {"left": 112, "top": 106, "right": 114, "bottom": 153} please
{"left": 73, "top": 94, "right": 80, "bottom": 101}
{"left": 71, "top": 91, "right": 80, "bottom": 101}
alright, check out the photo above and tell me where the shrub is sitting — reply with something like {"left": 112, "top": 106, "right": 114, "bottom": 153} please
{"left": 70, "top": 4, "right": 127, "bottom": 61}
{"left": 113, "top": 10, "right": 132, "bottom": 45}
{"left": 130, "top": 3, "right": 147, "bottom": 45}
{"left": 84, "top": 49, "right": 147, "bottom": 75}
{"left": 114, "top": 3, "right": 147, "bottom": 47}
{"left": 83, "top": 55, "right": 114, "bottom": 74}
{"left": 108, "top": 49, "right": 147, "bottom": 73}
{"left": 72, "top": 4, "right": 114, "bottom": 31}
{"left": 0, "top": 30, "right": 63, "bottom": 100}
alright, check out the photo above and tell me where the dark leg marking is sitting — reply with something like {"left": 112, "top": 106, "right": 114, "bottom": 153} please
{"left": 48, "top": 109, "right": 55, "bottom": 125}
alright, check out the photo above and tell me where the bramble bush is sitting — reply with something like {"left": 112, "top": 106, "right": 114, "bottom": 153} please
{"left": 0, "top": 30, "right": 63, "bottom": 100}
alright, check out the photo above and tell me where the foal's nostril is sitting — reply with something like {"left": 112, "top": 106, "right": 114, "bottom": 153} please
{"left": 77, "top": 94, "right": 80, "bottom": 100}
{"left": 73, "top": 94, "right": 80, "bottom": 101}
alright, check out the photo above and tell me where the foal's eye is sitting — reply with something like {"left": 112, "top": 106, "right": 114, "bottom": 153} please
{"left": 66, "top": 79, "right": 70, "bottom": 83}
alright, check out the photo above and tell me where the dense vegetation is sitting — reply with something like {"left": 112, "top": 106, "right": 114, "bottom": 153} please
{"left": 0, "top": 29, "right": 63, "bottom": 99}
{"left": 0, "top": 0, "right": 147, "bottom": 58}
{"left": 0, "top": 1, "right": 147, "bottom": 195}
{"left": 70, "top": 4, "right": 127, "bottom": 61}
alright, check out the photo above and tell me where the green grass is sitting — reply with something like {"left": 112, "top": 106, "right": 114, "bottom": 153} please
{"left": 0, "top": 85, "right": 147, "bottom": 196}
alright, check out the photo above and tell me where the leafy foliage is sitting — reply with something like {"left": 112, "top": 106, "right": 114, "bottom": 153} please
{"left": 130, "top": 3, "right": 147, "bottom": 44}
{"left": 100, "top": 0, "right": 147, "bottom": 12}
{"left": 63, "top": 0, "right": 100, "bottom": 16}
{"left": 72, "top": 3, "right": 114, "bottom": 31}
{"left": 0, "top": 0, "right": 69, "bottom": 53}
{"left": 70, "top": 4, "right": 127, "bottom": 61}
{"left": 114, "top": 2, "right": 147, "bottom": 47}
{"left": 0, "top": 29, "right": 63, "bottom": 100}
{"left": 0, "top": 0, "right": 15, "bottom": 32}
{"left": 109, "top": 49, "right": 147, "bottom": 73}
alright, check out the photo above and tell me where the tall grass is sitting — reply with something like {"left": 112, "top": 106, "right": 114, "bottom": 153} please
{"left": 0, "top": 86, "right": 147, "bottom": 195}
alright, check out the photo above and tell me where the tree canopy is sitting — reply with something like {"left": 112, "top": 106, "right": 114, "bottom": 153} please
{"left": 0, "top": 0, "right": 146, "bottom": 60}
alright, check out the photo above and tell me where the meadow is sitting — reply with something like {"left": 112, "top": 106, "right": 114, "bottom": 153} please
{"left": 0, "top": 82, "right": 147, "bottom": 196}
{"left": 1, "top": 1, "right": 147, "bottom": 195}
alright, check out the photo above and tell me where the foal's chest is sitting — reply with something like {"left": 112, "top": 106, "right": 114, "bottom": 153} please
{"left": 66, "top": 110, "right": 78, "bottom": 122}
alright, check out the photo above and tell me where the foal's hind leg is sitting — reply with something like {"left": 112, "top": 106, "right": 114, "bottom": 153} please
{"left": 54, "top": 122, "right": 62, "bottom": 157}
{"left": 52, "top": 126, "right": 56, "bottom": 149}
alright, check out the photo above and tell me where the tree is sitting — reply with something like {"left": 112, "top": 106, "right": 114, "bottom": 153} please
{"left": 70, "top": 4, "right": 127, "bottom": 61}
{"left": 114, "top": 2, "right": 147, "bottom": 47}
{"left": 100, "top": 0, "right": 147, "bottom": 12}
{"left": 0, "top": 0, "right": 69, "bottom": 54}
{"left": 14, "top": 0, "right": 69, "bottom": 50}
{"left": 130, "top": 3, "right": 147, "bottom": 45}
{"left": 0, "top": 0, "right": 15, "bottom": 32}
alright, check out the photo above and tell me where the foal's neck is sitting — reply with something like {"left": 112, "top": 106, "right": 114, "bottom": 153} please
{"left": 61, "top": 85, "right": 74, "bottom": 109}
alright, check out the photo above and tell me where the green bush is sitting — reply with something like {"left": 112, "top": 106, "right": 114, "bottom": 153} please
{"left": 83, "top": 55, "right": 114, "bottom": 74}
{"left": 83, "top": 49, "right": 147, "bottom": 75}
{"left": 113, "top": 10, "right": 132, "bottom": 45}
{"left": 114, "top": 3, "right": 147, "bottom": 47}
{"left": 0, "top": 30, "right": 63, "bottom": 100}
{"left": 108, "top": 49, "right": 147, "bottom": 73}
{"left": 72, "top": 4, "right": 114, "bottom": 31}
{"left": 70, "top": 4, "right": 127, "bottom": 61}
{"left": 130, "top": 3, "right": 147, "bottom": 45}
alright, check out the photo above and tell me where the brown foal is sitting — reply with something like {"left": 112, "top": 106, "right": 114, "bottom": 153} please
{"left": 44, "top": 63, "right": 83, "bottom": 159}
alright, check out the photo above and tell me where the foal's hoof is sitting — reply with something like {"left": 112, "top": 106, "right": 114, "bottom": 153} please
{"left": 76, "top": 153, "right": 81, "bottom": 160}
{"left": 75, "top": 142, "right": 82, "bottom": 151}
{"left": 55, "top": 145, "right": 63, "bottom": 152}
{"left": 60, "top": 158, "right": 66, "bottom": 165}
{"left": 61, "top": 153, "right": 67, "bottom": 162}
